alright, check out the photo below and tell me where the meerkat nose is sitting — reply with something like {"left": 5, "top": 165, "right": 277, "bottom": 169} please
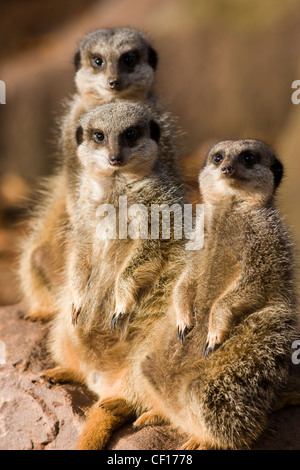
{"left": 108, "top": 78, "right": 120, "bottom": 90}
{"left": 108, "top": 154, "right": 123, "bottom": 166}
{"left": 221, "top": 165, "right": 234, "bottom": 175}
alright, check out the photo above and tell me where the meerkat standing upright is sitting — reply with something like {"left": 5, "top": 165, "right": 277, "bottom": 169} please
{"left": 174, "top": 140, "right": 293, "bottom": 353}
{"left": 43, "top": 102, "right": 187, "bottom": 448}
{"left": 135, "top": 139, "right": 299, "bottom": 450}
{"left": 19, "top": 28, "right": 181, "bottom": 322}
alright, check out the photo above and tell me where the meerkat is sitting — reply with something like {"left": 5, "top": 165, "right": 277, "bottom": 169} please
{"left": 175, "top": 139, "right": 289, "bottom": 351}
{"left": 18, "top": 172, "right": 69, "bottom": 321}
{"left": 133, "top": 139, "right": 299, "bottom": 450}
{"left": 19, "top": 27, "right": 181, "bottom": 322}
{"left": 43, "top": 102, "right": 187, "bottom": 449}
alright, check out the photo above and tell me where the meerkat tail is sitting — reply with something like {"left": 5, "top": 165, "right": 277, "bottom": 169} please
{"left": 75, "top": 399, "right": 133, "bottom": 450}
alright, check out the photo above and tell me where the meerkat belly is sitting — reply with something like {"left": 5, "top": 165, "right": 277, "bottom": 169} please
{"left": 86, "top": 364, "right": 130, "bottom": 398}
{"left": 78, "top": 325, "right": 148, "bottom": 400}
{"left": 72, "top": 235, "right": 146, "bottom": 365}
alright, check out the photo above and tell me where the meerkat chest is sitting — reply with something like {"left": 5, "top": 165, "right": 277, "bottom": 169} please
{"left": 89, "top": 179, "right": 148, "bottom": 248}
{"left": 196, "top": 219, "right": 243, "bottom": 305}
{"left": 204, "top": 237, "right": 240, "bottom": 281}
{"left": 79, "top": 176, "right": 149, "bottom": 281}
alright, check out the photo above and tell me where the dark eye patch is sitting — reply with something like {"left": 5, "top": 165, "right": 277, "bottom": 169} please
{"left": 123, "top": 126, "right": 141, "bottom": 145}
{"left": 270, "top": 157, "right": 284, "bottom": 188}
{"left": 75, "top": 126, "right": 83, "bottom": 146}
{"left": 74, "top": 51, "right": 81, "bottom": 71}
{"left": 240, "top": 150, "right": 260, "bottom": 167}
{"left": 120, "top": 50, "right": 139, "bottom": 69}
{"left": 149, "top": 120, "right": 160, "bottom": 142}
{"left": 148, "top": 46, "right": 158, "bottom": 70}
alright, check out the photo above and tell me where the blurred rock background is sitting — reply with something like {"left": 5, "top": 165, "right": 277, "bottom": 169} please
{"left": 1, "top": 0, "right": 300, "bottom": 305}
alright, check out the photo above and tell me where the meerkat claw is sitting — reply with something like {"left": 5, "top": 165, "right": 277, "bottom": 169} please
{"left": 177, "top": 325, "right": 190, "bottom": 344}
{"left": 71, "top": 304, "right": 81, "bottom": 325}
{"left": 111, "top": 312, "right": 124, "bottom": 330}
{"left": 203, "top": 341, "right": 220, "bottom": 358}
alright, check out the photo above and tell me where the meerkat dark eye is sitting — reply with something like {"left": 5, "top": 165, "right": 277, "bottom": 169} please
{"left": 93, "top": 131, "right": 105, "bottom": 143}
{"left": 213, "top": 153, "right": 223, "bottom": 165}
{"left": 91, "top": 55, "right": 104, "bottom": 68}
{"left": 121, "top": 51, "right": 138, "bottom": 68}
{"left": 125, "top": 127, "right": 139, "bottom": 143}
{"left": 242, "top": 151, "right": 259, "bottom": 167}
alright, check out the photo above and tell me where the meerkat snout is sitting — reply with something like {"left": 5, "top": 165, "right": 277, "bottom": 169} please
{"left": 108, "top": 154, "right": 123, "bottom": 166}
{"left": 108, "top": 78, "right": 120, "bottom": 90}
{"left": 221, "top": 164, "right": 234, "bottom": 176}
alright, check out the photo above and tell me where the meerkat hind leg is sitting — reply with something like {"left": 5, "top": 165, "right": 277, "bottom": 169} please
{"left": 25, "top": 308, "right": 55, "bottom": 322}
{"left": 41, "top": 366, "right": 84, "bottom": 385}
{"left": 133, "top": 410, "right": 170, "bottom": 429}
{"left": 99, "top": 396, "right": 134, "bottom": 418}
{"left": 181, "top": 433, "right": 220, "bottom": 451}
{"left": 181, "top": 436, "right": 212, "bottom": 451}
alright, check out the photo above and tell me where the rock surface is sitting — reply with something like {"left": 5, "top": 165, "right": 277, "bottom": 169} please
{"left": 0, "top": 303, "right": 299, "bottom": 450}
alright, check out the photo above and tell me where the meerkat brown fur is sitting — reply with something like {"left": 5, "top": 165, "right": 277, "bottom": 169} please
{"left": 19, "top": 27, "right": 180, "bottom": 322}
{"left": 136, "top": 139, "right": 299, "bottom": 449}
{"left": 175, "top": 139, "right": 292, "bottom": 353}
{"left": 45, "top": 102, "right": 186, "bottom": 448}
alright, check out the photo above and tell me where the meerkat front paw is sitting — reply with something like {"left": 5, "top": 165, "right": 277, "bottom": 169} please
{"left": 203, "top": 329, "right": 226, "bottom": 357}
{"left": 177, "top": 323, "right": 192, "bottom": 344}
{"left": 110, "top": 309, "right": 131, "bottom": 330}
{"left": 176, "top": 309, "right": 194, "bottom": 343}
{"left": 111, "top": 296, "right": 134, "bottom": 330}
{"left": 111, "top": 310, "right": 127, "bottom": 329}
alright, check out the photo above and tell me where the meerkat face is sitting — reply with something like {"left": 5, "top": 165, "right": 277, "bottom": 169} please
{"left": 76, "top": 102, "right": 160, "bottom": 179}
{"left": 199, "top": 139, "right": 283, "bottom": 205}
{"left": 74, "top": 28, "right": 158, "bottom": 102}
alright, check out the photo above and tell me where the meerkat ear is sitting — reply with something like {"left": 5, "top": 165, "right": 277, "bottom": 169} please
{"left": 75, "top": 126, "right": 84, "bottom": 146}
{"left": 149, "top": 120, "right": 160, "bottom": 142}
{"left": 148, "top": 46, "right": 158, "bottom": 70}
{"left": 74, "top": 50, "right": 81, "bottom": 71}
{"left": 270, "top": 157, "right": 284, "bottom": 189}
